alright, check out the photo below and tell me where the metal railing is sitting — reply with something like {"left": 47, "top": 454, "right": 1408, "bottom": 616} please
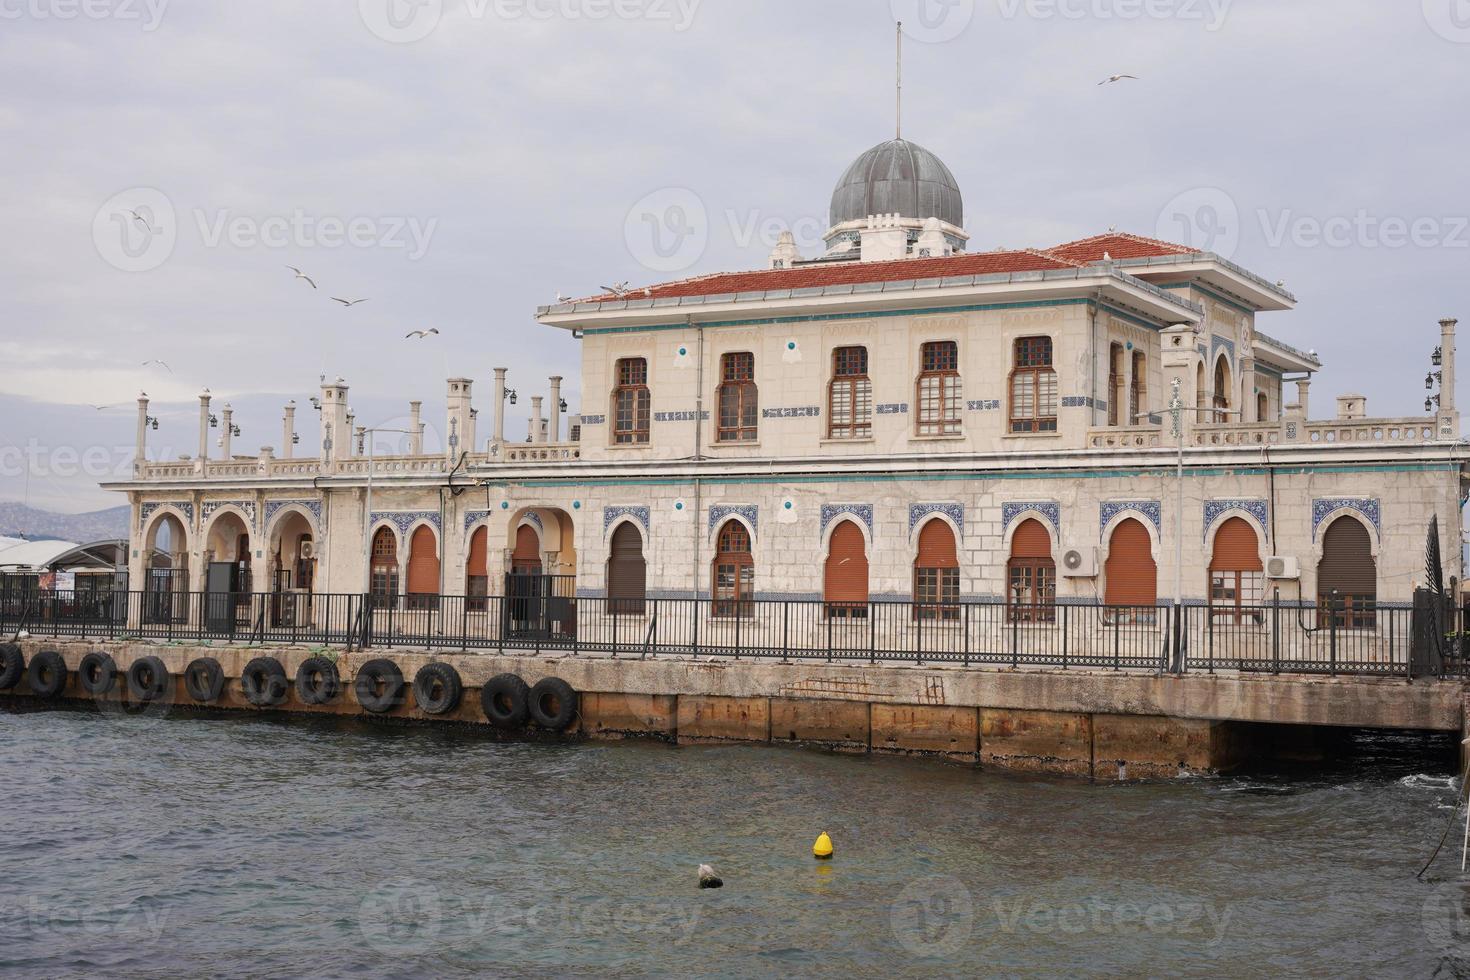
{"left": 1, "top": 587, "right": 1463, "bottom": 678}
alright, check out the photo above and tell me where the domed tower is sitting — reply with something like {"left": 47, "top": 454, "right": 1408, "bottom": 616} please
{"left": 823, "top": 137, "right": 969, "bottom": 262}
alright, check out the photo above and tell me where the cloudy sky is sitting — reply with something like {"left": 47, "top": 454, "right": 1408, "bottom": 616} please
{"left": 2, "top": 0, "right": 1467, "bottom": 512}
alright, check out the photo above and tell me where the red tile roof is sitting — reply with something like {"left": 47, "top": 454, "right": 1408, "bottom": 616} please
{"left": 575, "top": 232, "right": 1197, "bottom": 304}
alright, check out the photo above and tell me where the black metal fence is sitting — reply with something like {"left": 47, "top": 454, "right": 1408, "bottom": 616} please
{"left": 1, "top": 586, "right": 1464, "bottom": 678}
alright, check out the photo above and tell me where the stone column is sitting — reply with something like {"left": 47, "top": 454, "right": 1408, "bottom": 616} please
{"left": 197, "top": 390, "right": 212, "bottom": 470}
{"left": 135, "top": 394, "right": 150, "bottom": 474}
{"left": 1239, "top": 356, "right": 1257, "bottom": 423}
{"left": 492, "top": 368, "right": 508, "bottom": 446}
{"left": 549, "top": 376, "right": 563, "bottom": 443}
{"left": 530, "top": 396, "right": 544, "bottom": 443}
{"left": 282, "top": 401, "right": 296, "bottom": 459}
{"left": 409, "top": 401, "right": 423, "bottom": 455}
{"left": 220, "top": 404, "right": 234, "bottom": 459}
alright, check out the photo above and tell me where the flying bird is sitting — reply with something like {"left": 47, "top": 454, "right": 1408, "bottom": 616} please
{"left": 1098, "top": 74, "right": 1139, "bottom": 85}
{"left": 88, "top": 404, "right": 115, "bottom": 412}
{"left": 142, "top": 359, "right": 172, "bottom": 373}
{"left": 332, "top": 297, "right": 370, "bottom": 307}
{"left": 405, "top": 329, "right": 441, "bottom": 340}
{"left": 286, "top": 266, "right": 317, "bottom": 289}
{"left": 125, "top": 209, "right": 155, "bottom": 231}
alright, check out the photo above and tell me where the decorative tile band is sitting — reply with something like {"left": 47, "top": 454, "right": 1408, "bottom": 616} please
{"left": 604, "top": 505, "right": 651, "bottom": 536}
{"left": 708, "top": 504, "right": 759, "bottom": 538}
{"left": 820, "top": 504, "right": 874, "bottom": 538}
{"left": 463, "top": 509, "right": 492, "bottom": 533}
{"left": 1003, "top": 501, "right": 1060, "bottom": 535}
{"left": 654, "top": 410, "right": 710, "bottom": 423}
{"left": 1312, "top": 498, "right": 1381, "bottom": 538}
{"left": 966, "top": 399, "right": 1001, "bottom": 411}
{"left": 1100, "top": 500, "right": 1161, "bottom": 536}
{"left": 876, "top": 403, "right": 909, "bottom": 415}
{"left": 580, "top": 414, "right": 606, "bottom": 426}
{"left": 201, "top": 499, "right": 257, "bottom": 531}
{"left": 370, "top": 511, "right": 442, "bottom": 536}
{"left": 1062, "top": 396, "right": 1106, "bottom": 410}
{"left": 139, "top": 501, "right": 194, "bottom": 530}
{"left": 761, "top": 406, "right": 821, "bottom": 419}
{"left": 264, "top": 499, "right": 322, "bottom": 531}
{"left": 1203, "top": 499, "right": 1268, "bottom": 540}
{"left": 1211, "top": 334, "right": 1237, "bottom": 362}
{"left": 520, "top": 512, "right": 544, "bottom": 534}
{"left": 909, "top": 502, "right": 964, "bottom": 535}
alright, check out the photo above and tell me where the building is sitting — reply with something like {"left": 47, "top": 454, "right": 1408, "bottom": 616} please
{"left": 102, "top": 133, "right": 1467, "bottom": 649}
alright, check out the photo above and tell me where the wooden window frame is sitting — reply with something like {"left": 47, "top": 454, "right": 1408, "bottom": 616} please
{"left": 716, "top": 352, "right": 758, "bottom": 443}
{"left": 370, "top": 527, "right": 398, "bottom": 610}
{"left": 916, "top": 340, "right": 962, "bottom": 437}
{"left": 712, "top": 521, "right": 754, "bottom": 618}
{"left": 612, "top": 357, "right": 651, "bottom": 445}
{"left": 1107, "top": 343, "right": 1123, "bottom": 427}
{"left": 1130, "top": 351, "right": 1146, "bottom": 424}
{"left": 1009, "top": 336, "right": 1058, "bottom": 434}
{"left": 827, "top": 346, "right": 873, "bottom": 440}
{"left": 1007, "top": 558, "right": 1057, "bottom": 623}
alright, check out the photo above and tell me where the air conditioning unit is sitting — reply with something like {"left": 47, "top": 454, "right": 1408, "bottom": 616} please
{"left": 1266, "top": 556, "right": 1300, "bottom": 579}
{"left": 1061, "top": 547, "right": 1098, "bottom": 577}
{"left": 298, "top": 540, "right": 316, "bottom": 561}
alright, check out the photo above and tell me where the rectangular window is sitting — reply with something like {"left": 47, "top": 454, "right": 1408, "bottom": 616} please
{"left": 914, "top": 567, "right": 960, "bottom": 620}
{"left": 828, "top": 346, "right": 872, "bottom": 440}
{"left": 613, "top": 357, "right": 651, "bottom": 445}
{"left": 717, "top": 352, "right": 758, "bottom": 442}
{"left": 1008, "top": 563, "right": 1057, "bottom": 623}
{"left": 1009, "top": 336, "right": 1058, "bottom": 433}
{"left": 916, "top": 341, "right": 962, "bottom": 436}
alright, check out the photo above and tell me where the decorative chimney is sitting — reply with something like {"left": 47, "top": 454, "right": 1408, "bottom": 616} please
{"left": 549, "top": 376, "right": 563, "bottom": 443}
{"left": 319, "top": 378, "right": 350, "bottom": 465}
{"left": 1295, "top": 378, "right": 1312, "bottom": 421}
{"left": 530, "top": 396, "right": 545, "bottom": 443}
{"left": 492, "top": 367, "right": 508, "bottom": 447}
{"left": 1336, "top": 394, "right": 1366, "bottom": 420}
{"left": 135, "top": 392, "right": 150, "bottom": 473}
{"left": 409, "top": 401, "right": 424, "bottom": 455}
{"left": 197, "top": 389, "right": 212, "bottom": 471}
{"left": 220, "top": 404, "right": 234, "bottom": 458}
{"left": 1439, "top": 318, "right": 1458, "bottom": 439}
{"left": 768, "top": 230, "right": 800, "bottom": 269}
{"left": 446, "top": 378, "right": 474, "bottom": 462}
{"left": 282, "top": 401, "right": 296, "bottom": 459}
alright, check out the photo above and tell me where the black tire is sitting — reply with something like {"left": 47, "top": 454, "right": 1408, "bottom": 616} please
{"left": 241, "top": 657, "right": 288, "bottom": 707}
{"left": 26, "top": 651, "right": 68, "bottom": 699}
{"left": 528, "top": 677, "right": 578, "bottom": 732}
{"left": 184, "top": 658, "right": 225, "bottom": 704}
{"left": 480, "top": 673, "right": 530, "bottom": 730}
{"left": 354, "top": 659, "right": 405, "bottom": 715}
{"left": 413, "top": 662, "right": 463, "bottom": 716}
{"left": 0, "top": 643, "right": 23, "bottom": 691}
{"left": 127, "top": 656, "right": 169, "bottom": 702}
{"left": 78, "top": 652, "right": 117, "bottom": 696}
{"left": 296, "top": 657, "right": 341, "bottom": 706}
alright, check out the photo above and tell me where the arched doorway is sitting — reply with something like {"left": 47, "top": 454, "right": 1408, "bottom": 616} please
{"left": 1007, "top": 518, "right": 1055, "bottom": 622}
{"left": 406, "top": 525, "right": 440, "bottom": 610}
{"left": 607, "top": 522, "right": 647, "bottom": 615}
{"left": 1105, "top": 518, "right": 1157, "bottom": 622}
{"left": 1209, "top": 517, "right": 1263, "bottom": 623}
{"left": 512, "top": 524, "right": 542, "bottom": 575}
{"left": 268, "top": 509, "right": 315, "bottom": 627}
{"left": 466, "top": 526, "right": 489, "bottom": 612}
{"left": 913, "top": 518, "right": 959, "bottom": 620}
{"left": 1318, "top": 517, "right": 1376, "bottom": 627}
{"left": 1213, "top": 356, "right": 1232, "bottom": 421}
{"left": 712, "top": 520, "right": 753, "bottom": 618}
{"left": 203, "top": 511, "right": 252, "bottom": 630}
{"left": 823, "top": 520, "right": 869, "bottom": 618}
{"left": 143, "top": 511, "right": 189, "bottom": 624}
{"left": 370, "top": 526, "right": 398, "bottom": 609}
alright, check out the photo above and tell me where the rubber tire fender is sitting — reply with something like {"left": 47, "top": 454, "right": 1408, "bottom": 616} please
{"left": 528, "top": 677, "right": 578, "bottom": 732}
{"left": 296, "top": 657, "right": 341, "bottom": 706}
{"left": 0, "top": 643, "right": 23, "bottom": 691}
{"left": 354, "top": 659, "right": 405, "bottom": 715}
{"left": 27, "top": 650, "right": 68, "bottom": 699}
{"left": 78, "top": 652, "right": 118, "bottom": 696}
{"left": 412, "top": 662, "right": 463, "bottom": 716}
{"left": 184, "top": 658, "right": 225, "bottom": 704}
{"left": 480, "top": 673, "right": 530, "bottom": 730}
{"left": 127, "top": 656, "right": 169, "bottom": 702}
{"left": 241, "top": 657, "right": 288, "bottom": 707}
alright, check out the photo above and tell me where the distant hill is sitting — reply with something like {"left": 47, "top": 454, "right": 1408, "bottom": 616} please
{"left": 0, "top": 504, "right": 130, "bottom": 543}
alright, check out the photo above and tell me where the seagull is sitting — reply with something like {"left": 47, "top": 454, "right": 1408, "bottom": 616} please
{"left": 286, "top": 266, "right": 317, "bottom": 289}
{"left": 88, "top": 404, "right": 115, "bottom": 411}
{"left": 555, "top": 293, "right": 573, "bottom": 304}
{"left": 601, "top": 281, "right": 631, "bottom": 297}
{"left": 332, "top": 297, "right": 370, "bottom": 307}
{"left": 142, "top": 359, "right": 172, "bottom": 373}
{"left": 125, "top": 209, "right": 155, "bottom": 231}
{"left": 1275, "top": 280, "right": 1287, "bottom": 288}
{"left": 1098, "top": 74, "right": 1139, "bottom": 85}
{"left": 405, "top": 329, "right": 441, "bottom": 340}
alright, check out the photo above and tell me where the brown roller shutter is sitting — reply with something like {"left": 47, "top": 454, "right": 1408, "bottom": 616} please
{"left": 1105, "top": 518, "right": 1157, "bottom": 607}
{"left": 1011, "top": 519, "right": 1052, "bottom": 560}
{"left": 512, "top": 525, "right": 541, "bottom": 573}
{"left": 1318, "top": 518, "right": 1375, "bottom": 598}
{"left": 406, "top": 525, "right": 439, "bottom": 596}
{"left": 916, "top": 519, "right": 959, "bottom": 568}
{"left": 467, "top": 527, "right": 488, "bottom": 578}
{"left": 608, "top": 522, "right": 647, "bottom": 614}
{"left": 824, "top": 521, "right": 869, "bottom": 606}
{"left": 1210, "top": 517, "right": 1261, "bottom": 573}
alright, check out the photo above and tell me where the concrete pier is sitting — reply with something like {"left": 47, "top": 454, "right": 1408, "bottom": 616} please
{"left": 4, "top": 639, "right": 1463, "bottom": 779}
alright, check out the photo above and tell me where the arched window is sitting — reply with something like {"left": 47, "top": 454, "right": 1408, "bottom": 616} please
{"left": 823, "top": 520, "right": 869, "bottom": 619}
{"left": 608, "top": 522, "right": 648, "bottom": 615}
{"left": 1009, "top": 337, "right": 1057, "bottom": 433}
{"left": 406, "top": 525, "right": 439, "bottom": 610}
{"left": 1130, "top": 351, "right": 1147, "bottom": 423}
{"left": 1107, "top": 343, "right": 1124, "bottom": 426}
{"left": 717, "top": 352, "right": 758, "bottom": 442}
{"left": 828, "top": 346, "right": 872, "bottom": 440}
{"left": 916, "top": 341, "right": 962, "bottom": 436}
{"left": 712, "top": 521, "right": 753, "bottom": 617}
{"left": 512, "top": 525, "right": 542, "bottom": 575}
{"left": 1256, "top": 391, "right": 1269, "bottom": 423}
{"left": 1213, "top": 357, "right": 1231, "bottom": 421}
{"left": 1007, "top": 519, "right": 1055, "bottom": 623}
{"left": 1209, "top": 517, "right": 1263, "bottom": 623}
{"left": 913, "top": 519, "right": 959, "bottom": 620}
{"left": 1104, "top": 518, "right": 1157, "bottom": 623}
{"left": 1195, "top": 362, "right": 1207, "bottom": 412}
{"left": 613, "top": 357, "right": 650, "bottom": 445}
{"left": 370, "top": 527, "right": 398, "bottom": 609}
{"left": 466, "top": 526, "right": 489, "bottom": 612}
{"left": 1318, "top": 517, "right": 1376, "bottom": 627}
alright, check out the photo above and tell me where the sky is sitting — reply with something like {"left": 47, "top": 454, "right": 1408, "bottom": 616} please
{"left": 1, "top": 0, "right": 1467, "bottom": 512}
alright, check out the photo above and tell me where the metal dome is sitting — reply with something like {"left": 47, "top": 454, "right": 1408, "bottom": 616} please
{"left": 828, "top": 138, "right": 964, "bottom": 230}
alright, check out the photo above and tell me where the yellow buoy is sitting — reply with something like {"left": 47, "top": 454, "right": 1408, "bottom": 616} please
{"left": 813, "top": 832, "right": 833, "bottom": 860}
